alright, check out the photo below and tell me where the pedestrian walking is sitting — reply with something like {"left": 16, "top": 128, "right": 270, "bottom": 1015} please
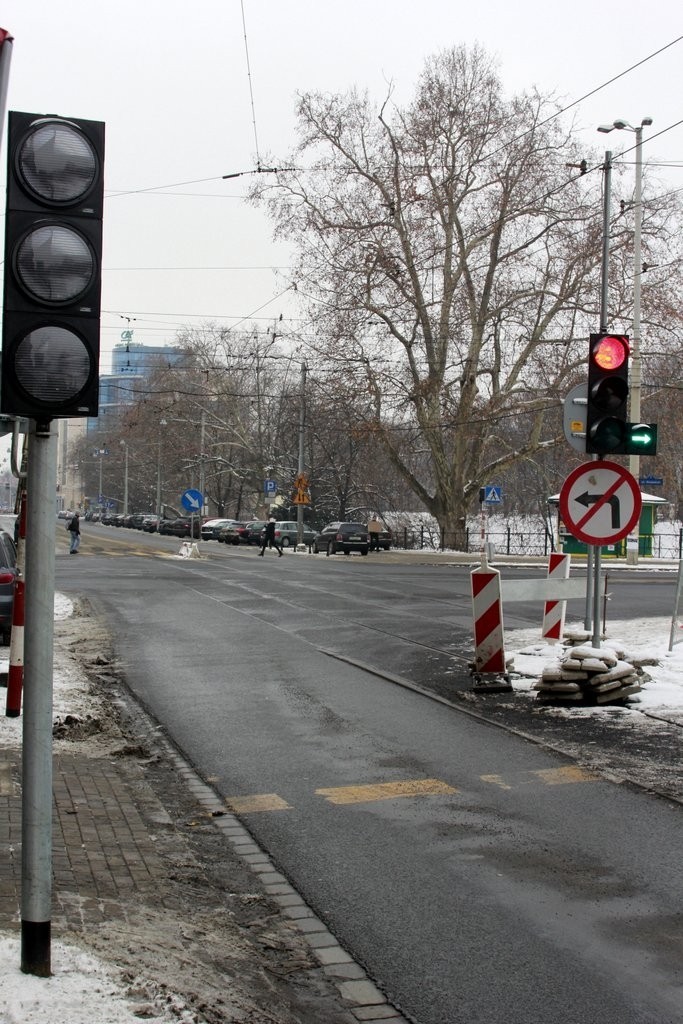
{"left": 368, "top": 515, "right": 382, "bottom": 552}
{"left": 259, "top": 517, "right": 283, "bottom": 557}
{"left": 67, "top": 512, "right": 81, "bottom": 553}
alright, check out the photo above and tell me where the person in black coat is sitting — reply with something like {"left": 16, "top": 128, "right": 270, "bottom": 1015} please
{"left": 67, "top": 512, "right": 81, "bottom": 553}
{"left": 259, "top": 517, "right": 283, "bottom": 557}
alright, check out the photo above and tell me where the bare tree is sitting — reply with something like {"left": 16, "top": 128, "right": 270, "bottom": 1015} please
{"left": 252, "top": 45, "right": 683, "bottom": 547}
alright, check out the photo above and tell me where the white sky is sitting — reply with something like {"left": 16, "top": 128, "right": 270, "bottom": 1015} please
{"left": 1, "top": 1, "right": 682, "bottom": 373}
{"left": 1, "top": 591, "right": 683, "bottom": 1019}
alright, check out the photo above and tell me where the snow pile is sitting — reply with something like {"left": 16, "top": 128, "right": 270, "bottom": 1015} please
{"left": 0, "top": 936, "right": 197, "bottom": 1024}
{"left": 509, "top": 617, "right": 683, "bottom": 723}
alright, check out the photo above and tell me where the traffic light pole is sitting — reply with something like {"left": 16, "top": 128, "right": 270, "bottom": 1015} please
{"left": 587, "top": 151, "right": 613, "bottom": 648}
{"left": 21, "top": 420, "right": 58, "bottom": 976}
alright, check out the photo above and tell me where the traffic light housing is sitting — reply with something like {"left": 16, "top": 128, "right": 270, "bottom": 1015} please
{"left": 1, "top": 111, "right": 105, "bottom": 420}
{"left": 586, "top": 333, "right": 630, "bottom": 454}
{"left": 585, "top": 332, "right": 657, "bottom": 455}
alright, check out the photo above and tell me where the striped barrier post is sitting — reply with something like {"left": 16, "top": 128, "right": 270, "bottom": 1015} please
{"left": 541, "top": 552, "right": 571, "bottom": 643}
{"left": 470, "top": 564, "right": 506, "bottom": 676}
{"left": 5, "top": 489, "right": 26, "bottom": 717}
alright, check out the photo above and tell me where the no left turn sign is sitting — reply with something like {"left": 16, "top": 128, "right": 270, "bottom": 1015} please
{"left": 559, "top": 461, "right": 642, "bottom": 547}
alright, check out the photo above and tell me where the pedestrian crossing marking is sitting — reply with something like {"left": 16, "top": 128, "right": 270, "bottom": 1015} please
{"left": 315, "top": 778, "right": 457, "bottom": 805}
{"left": 531, "top": 766, "right": 598, "bottom": 786}
{"left": 225, "top": 793, "right": 292, "bottom": 813}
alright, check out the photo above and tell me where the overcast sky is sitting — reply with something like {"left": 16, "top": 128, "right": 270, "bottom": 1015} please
{"left": 1, "top": 1, "right": 682, "bottom": 372}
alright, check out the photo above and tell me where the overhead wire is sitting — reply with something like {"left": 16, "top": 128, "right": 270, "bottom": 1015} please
{"left": 96, "top": 34, "right": 683, "bottom": 331}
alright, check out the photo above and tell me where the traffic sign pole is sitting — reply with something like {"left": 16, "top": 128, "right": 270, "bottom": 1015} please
{"left": 560, "top": 461, "right": 642, "bottom": 648}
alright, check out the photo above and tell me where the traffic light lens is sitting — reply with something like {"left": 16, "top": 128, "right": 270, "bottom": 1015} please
{"left": 592, "top": 334, "right": 629, "bottom": 370}
{"left": 14, "top": 325, "right": 93, "bottom": 404}
{"left": 590, "top": 417, "right": 625, "bottom": 452}
{"left": 590, "top": 375, "right": 628, "bottom": 411}
{"left": 15, "top": 224, "right": 96, "bottom": 304}
{"left": 16, "top": 121, "right": 98, "bottom": 206}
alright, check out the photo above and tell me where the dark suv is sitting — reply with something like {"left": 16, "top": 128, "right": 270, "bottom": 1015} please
{"left": 313, "top": 522, "right": 369, "bottom": 556}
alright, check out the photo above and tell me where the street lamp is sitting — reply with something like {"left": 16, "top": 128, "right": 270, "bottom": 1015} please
{"left": 156, "top": 419, "right": 167, "bottom": 518}
{"left": 597, "top": 117, "right": 652, "bottom": 564}
{"left": 120, "top": 439, "right": 129, "bottom": 515}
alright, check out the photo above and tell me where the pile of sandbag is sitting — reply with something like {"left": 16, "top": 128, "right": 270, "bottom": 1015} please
{"left": 535, "top": 642, "right": 641, "bottom": 704}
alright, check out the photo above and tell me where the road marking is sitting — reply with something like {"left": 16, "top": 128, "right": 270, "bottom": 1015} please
{"left": 482, "top": 766, "right": 598, "bottom": 789}
{"left": 225, "top": 793, "right": 292, "bottom": 813}
{"left": 223, "top": 768, "right": 596, "bottom": 815}
{"left": 315, "top": 778, "right": 457, "bottom": 805}
{"left": 531, "top": 766, "right": 598, "bottom": 786}
{"left": 480, "top": 774, "right": 512, "bottom": 790}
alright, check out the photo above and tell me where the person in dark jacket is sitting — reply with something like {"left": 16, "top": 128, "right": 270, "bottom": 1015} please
{"left": 67, "top": 512, "right": 81, "bottom": 553}
{"left": 259, "top": 517, "right": 283, "bottom": 557}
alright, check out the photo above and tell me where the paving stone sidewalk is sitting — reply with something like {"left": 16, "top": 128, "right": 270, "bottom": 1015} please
{"left": 0, "top": 696, "right": 410, "bottom": 1024}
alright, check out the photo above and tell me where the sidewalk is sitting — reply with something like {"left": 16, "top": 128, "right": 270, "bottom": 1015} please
{"left": 0, "top": 602, "right": 409, "bottom": 1024}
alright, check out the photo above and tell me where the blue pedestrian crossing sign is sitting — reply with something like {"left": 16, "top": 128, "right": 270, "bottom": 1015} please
{"left": 480, "top": 485, "right": 502, "bottom": 505}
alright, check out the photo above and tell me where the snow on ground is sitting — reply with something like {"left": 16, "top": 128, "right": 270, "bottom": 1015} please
{"left": 1, "top": 596, "right": 682, "bottom": 1021}
{"left": 0, "top": 594, "right": 200, "bottom": 1024}
{"left": 508, "top": 616, "right": 683, "bottom": 721}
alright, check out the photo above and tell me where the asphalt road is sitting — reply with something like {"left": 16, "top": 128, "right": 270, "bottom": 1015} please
{"left": 54, "top": 526, "right": 683, "bottom": 1024}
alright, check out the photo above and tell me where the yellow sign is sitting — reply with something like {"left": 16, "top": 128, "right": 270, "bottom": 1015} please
{"left": 293, "top": 472, "right": 310, "bottom": 505}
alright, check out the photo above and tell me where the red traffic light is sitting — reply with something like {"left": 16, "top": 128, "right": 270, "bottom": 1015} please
{"left": 591, "top": 334, "right": 629, "bottom": 371}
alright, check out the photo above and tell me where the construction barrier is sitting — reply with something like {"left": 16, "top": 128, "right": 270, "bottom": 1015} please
{"left": 5, "top": 490, "right": 26, "bottom": 717}
{"left": 470, "top": 564, "right": 506, "bottom": 674}
{"left": 541, "top": 552, "right": 571, "bottom": 643}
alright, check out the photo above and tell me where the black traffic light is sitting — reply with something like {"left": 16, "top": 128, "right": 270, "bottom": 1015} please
{"left": 585, "top": 332, "right": 657, "bottom": 455}
{"left": 1, "top": 111, "right": 105, "bottom": 420}
{"left": 586, "top": 332, "right": 630, "bottom": 454}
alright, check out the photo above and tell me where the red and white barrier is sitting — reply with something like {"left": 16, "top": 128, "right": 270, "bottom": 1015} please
{"left": 5, "top": 490, "right": 26, "bottom": 718}
{"left": 541, "top": 552, "right": 571, "bottom": 643}
{"left": 5, "top": 578, "right": 24, "bottom": 717}
{"left": 470, "top": 565, "right": 506, "bottom": 674}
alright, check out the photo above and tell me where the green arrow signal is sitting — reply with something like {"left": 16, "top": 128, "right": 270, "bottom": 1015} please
{"left": 625, "top": 422, "right": 657, "bottom": 455}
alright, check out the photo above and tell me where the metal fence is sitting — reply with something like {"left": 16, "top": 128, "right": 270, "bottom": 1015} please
{"left": 390, "top": 525, "right": 683, "bottom": 559}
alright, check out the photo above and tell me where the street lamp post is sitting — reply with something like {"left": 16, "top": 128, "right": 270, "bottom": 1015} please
{"left": 598, "top": 116, "right": 652, "bottom": 565}
{"left": 156, "top": 419, "right": 167, "bottom": 518}
{"left": 120, "top": 440, "right": 129, "bottom": 516}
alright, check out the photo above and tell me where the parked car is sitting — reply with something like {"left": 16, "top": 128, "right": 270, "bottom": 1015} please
{"left": 240, "top": 520, "right": 269, "bottom": 545}
{"left": 0, "top": 529, "right": 17, "bottom": 644}
{"left": 141, "top": 515, "right": 160, "bottom": 533}
{"left": 313, "top": 522, "right": 369, "bottom": 556}
{"left": 270, "top": 520, "right": 317, "bottom": 548}
{"left": 217, "top": 521, "right": 247, "bottom": 545}
{"left": 201, "top": 518, "right": 236, "bottom": 541}
{"left": 213, "top": 519, "right": 244, "bottom": 543}
{"left": 159, "top": 517, "right": 200, "bottom": 538}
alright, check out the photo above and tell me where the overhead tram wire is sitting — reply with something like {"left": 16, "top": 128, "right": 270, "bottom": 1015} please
{"left": 98, "top": 35, "right": 683, "bottom": 207}
{"left": 94, "top": 39, "right": 683, "bottom": 344}
{"left": 241, "top": 0, "right": 262, "bottom": 170}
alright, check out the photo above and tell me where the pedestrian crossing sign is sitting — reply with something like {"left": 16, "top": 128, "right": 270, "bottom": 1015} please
{"left": 481, "top": 486, "right": 502, "bottom": 504}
